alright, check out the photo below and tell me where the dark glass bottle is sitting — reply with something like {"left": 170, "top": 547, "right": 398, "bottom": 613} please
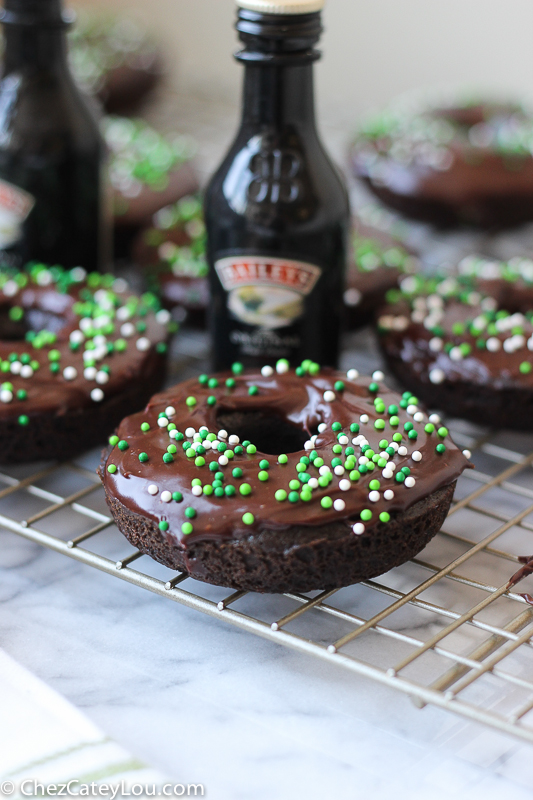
{"left": 205, "top": 2, "right": 349, "bottom": 370}
{"left": 0, "top": 0, "right": 109, "bottom": 270}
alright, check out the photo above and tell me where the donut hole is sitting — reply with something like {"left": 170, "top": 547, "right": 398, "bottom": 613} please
{"left": 215, "top": 410, "right": 312, "bottom": 455}
{"left": 0, "top": 304, "right": 69, "bottom": 341}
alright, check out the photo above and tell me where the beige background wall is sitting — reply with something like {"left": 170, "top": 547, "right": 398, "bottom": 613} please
{"left": 71, "top": 0, "right": 533, "bottom": 126}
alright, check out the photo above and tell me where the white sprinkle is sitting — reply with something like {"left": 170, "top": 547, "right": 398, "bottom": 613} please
{"left": 36, "top": 269, "right": 52, "bottom": 286}
{"left": 382, "top": 469, "right": 394, "bottom": 480}
{"left": 334, "top": 465, "right": 345, "bottom": 476}
{"left": 429, "top": 337, "right": 443, "bottom": 352}
{"left": 148, "top": 484, "right": 158, "bottom": 496}
{"left": 338, "top": 435, "right": 349, "bottom": 445}
{"left": 407, "top": 404, "right": 418, "bottom": 415}
{"left": 486, "top": 337, "right": 501, "bottom": 352}
{"left": 353, "top": 435, "right": 366, "bottom": 446}
{"left": 161, "top": 491, "right": 172, "bottom": 503}
{"left": 156, "top": 309, "right": 171, "bottom": 325}
{"left": 429, "top": 413, "right": 441, "bottom": 424}
{"left": 165, "top": 406, "right": 176, "bottom": 418}
{"left": 112, "top": 277, "right": 127, "bottom": 293}
{"left": 3, "top": 279, "right": 18, "bottom": 297}
{"left": 91, "top": 388, "right": 104, "bottom": 402}
{"left": 157, "top": 417, "right": 169, "bottom": 428}
{"left": 449, "top": 347, "right": 463, "bottom": 362}
{"left": 390, "top": 442, "right": 399, "bottom": 452}
{"left": 323, "top": 390, "right": 336, "bottom": 402}
{"left": 319, "top": 465, "right": 331, "bottom": 475}
{"left": 136, "top": 337, "right": 151, "bottom": 352}
{"left": 218, "top": 455, "right": 229, "bottom": 466}
{"left": 211, "top": 440, "right": 220, "bottom": 450}
{"left": 359, "top": 456, "right": 369, "bottom": 465}
{"left": 116, "top": 306, "right": 131, "bottom": 321}
{"left": 193, "top": 433, "right": 202, "bottom": 442}
{"left": 398, "top": 446, "right": 408, "bottom": 456}
{"left": 218, "top": 430, "right": 228, "bottom": 439}
{"left": 20, "top": 365, "right": 33, "bottom": 378}
{"left": 0, "top": 390, "right": 12, "bottom": 403}
{"left": 202, "top": 440, "right": 212, "bottom": 450}
{"left": 229, "top": 434, "right": 240, "bottom": 446}
{"left": 169, "top": 429, "right": 178, "bottom": 439}
{"left": 372, "top": 370, "right": 384, "bottom": 381}
{"left": 276, "top": 360, "right": 289, "bottom": 374}
{"left": 463, "top": 449, "right": 472, "bottom": 459}
{"left": 199, "top": 426, "right": 208, "bottom": 432}
{"left": 261, "top": 365, "right": 274, "bottom": 377}
{"left": 333, "top": 499, "right": 346, "bottom": 512}
{"left": 96, "top": 370, "right": 109, "bottom": 385}
{"left": 352, "top": 522, "right": 365, "bottom": 535}
{"left": 360, "top": 414, "right": 369, "bottom": 424}
{"left": 347, "top": 369, "right": 359, "bottom": 380}
{"left": 93, "top": 334, "right": 107, "bottom": 347}
{"left": 84, "top": 367, "right": 97, "bottom": 380}
{"left": 429, "top": 368, "right": 445, "bottom": 384}
{"left": 191, "top": 485, "right": 202, "bottom": 497}
{"left": 339, "top": 479, "right": 351, "bottom": 491}
{"left": 369, "top": 491, "right": 380, "bottom": 502}
{"left": 79, "top": 317, "right": 93, "bottom": 332}
{"left": 311, "top": 435, "right": 318, "bottom": 443}
{"left": 63, "top": 366, "right": 77, "bottom": 381}
{"left": 10, "top": 361, "right": 21, "bottom": 374}
{"left": 191, "top": 441, "right": 201, "bottom": 451}
{"left": 528, "top": 336, "right": 533, "bottom": 352}
{"left": 405, "top": 477, "right": 416, "bottom": 488}
{"left": 414, "top": 412, "right": 424, "bottom": 422}
{"left": 185, "top": 427, "right": 195, "bottom": 438}
{"left": 412, "top": 450, "right": 422, "bottom": 462}
{"left": 69, "top": 330, "right": 84, "bottom": 344}
{"left": 318, "top": 423, "right": 327, "bottom": 433}
{"left": 384, "top": 489, "right": 395, "bottom": 500}
{"left": 308, "top": 478, "right": 319, "bottom": 489}
{"left": 304, "top": 440, "right": 314, "bottom": 450}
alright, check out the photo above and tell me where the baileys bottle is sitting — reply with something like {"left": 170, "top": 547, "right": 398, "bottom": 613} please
{"left": 205, "top": 0, "right": 349, "bottom": 369}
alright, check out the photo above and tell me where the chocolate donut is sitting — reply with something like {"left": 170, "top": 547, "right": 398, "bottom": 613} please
{"left": 351, "top": 98, "right": 533, "bottom": 228}
{"left": 133, "top": 196, "right": 209, "bottom": 324}
{"left": 105, "top": 117, "right": 199, "bottom": 257}
{"left": 0, "top": 263, "right": 173, "bottom": 463}
{"left": 99, "top": 361, "right": 470, "bottom": 593}
{"left": 377, "top": 256, "right": 533, "bottom": 428}
{"left": 69, "top": 15, "right": 163, "bottom": 115}
{"left": 345, "top": 219, "right": 419, "bottom": 329}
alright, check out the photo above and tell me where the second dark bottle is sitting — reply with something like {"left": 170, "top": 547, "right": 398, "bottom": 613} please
{"left": 205, "top": 0, "right": 350, "bottom": 370}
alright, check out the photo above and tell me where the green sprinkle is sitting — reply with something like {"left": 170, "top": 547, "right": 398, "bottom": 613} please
{"left": 436, "top": 443, "right": 446, "bottom": 454}
{"left": 388, "top": 405, "right": 398, "bottom": 415}
{"left": 198, "top": 374, "right": 209, "bottom": 386}
{"left": 207, "top": 396, "right": 217, "bottom": 406}
{"left": 107, "top": 464, "right": 117, "bottom": 474}
{"left": 186, "top": 396, "right": 197, "bottom": 407}
{"left": 224, "top": 485, "right": 236, "bottom": 496}
{"left": 242, "top": 512, "right": 255, "bottom": 525}
{"left": 369, "top": 479, "right": 380, "bottom": 490}
{"left": 248, "top": 385, "right": 259, "bottom": 396}
{"left": 425, "top": 423, "right": 435, "bottom": 434}
{"left": 308, "top": 362, "right": 320, "bottom": 375}
{"left": 350, "top": 423, "right": 360, "bottom": 433}
{"left": 213, "top": 487, "right": 223, "bottom": 497}
{"left": 519, "top": 362, "right": 532, "bottom": 374}
{"left": 404, "top": 421, "right": 413, "bottom": 431}
{"left": 275, "top": 489, "right": 287, "bottom": 502}
{"left": 207, "top": 377, "right": 218, "bottom": 388}
{"left": 195, "top": 456, "right": 205, "bottom": 467}
{"left": 48, "top": 349, "right": 61, "bottom": 362}
{"left": 379, "top": 512, "right": 391, "bottom": 523}
{"left": 374, "top": 419, "right": 385, "bottom": 430}
{"left": 349, "top": 470, "right": 360, "bottom": 481}
{"left": 246, "top": 444, "right": 257, "bottom": 454}
{"left": 232, "top": 467, "right": 243, "bottom": 479}
{"left": 314, "top": 457, "right": 324, "bottom": 468}
{"left": 159, "top": 521, "right": 169, "bottom": 532}
{"left": 167, "top": 444, "right": 177, "bottom": 454}
{"left": 392, "top": 433, "right": 402, "bottom": 442}
{"left": 239, "top": 483, "right": 252, "bottom": 496}
{"left": 320, "top": 497, "right": 333, "bottom": 509}
{"left": 360, "top": 509, "right": 372, "bottom": 521}
{"left": 139, "top": 452, "right": 149, "bottom": 462}
{"left": 163, "top": 453, "right": 174, "bottom": 463}
{"left": 278, "top": 454, "right": 288, "bottom": 464}
{"left": 203, "top": 485, "right": 214, "bottom": 496}
{"left": 368, "top": 382, "right": 379, "bottom": 393}
{"left": 258, "top": 470, "right": 269, "bottom": 481}
{"left": 437, "top": 427, "right": 449, "bottom": 438}
{"left": 191, "top": 478, "right": 202, "bottom": 487}
{"left": 185, "top": 507, "right": 196, "bottom": 519}
{"left": 332, "top": 422, "right": 342, "bottom": 432}
{"left": 259, "top": 459, "right": 270, "bottom": 470}
{"left": 141, "top": 422, "right": 150, "bottom": 432}
{"left": 225, "top": 378, "right": 236, "bottom": 388}
{"left": 395, "top": 472, "right": 405, "bottom": 483}
{"left": 232, "top": 362, "right": 244, "bottom": 375}
{"left": 318, "top": 476, "right": 329, "bottom": 487}
{"left": 117, "top": 440, "right": 128, "bottom": 451}
{"left": 172, "top": 492, "right": 183, "bottom": 502}
{"left": 289, "top": 479, "right": 301, "bottom": 490}
{"left": 408, "top": 430, "right": 418, "bottom": 440}
{"left": 181, "top": 522, "right": 193, "bottom": 535}
{"left": 109, "top": 435, "right": 119, "bottom": 446}
{"left": 334, "top": 381, "right": 345, "bottom": 392}
{"left": 389, "top": 415, "right": 399, "bottom": 427}
{"left": 288, "top": 491, "right": 299, "bottom": 503}
{"left": 18, "top": 415, "right": 29, "bottom": 426}
{"left": 16, "top": 389, "right": 27, "bottom": 400}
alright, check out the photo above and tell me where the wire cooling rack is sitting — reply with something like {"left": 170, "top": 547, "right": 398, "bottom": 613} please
{"left": 2, "top": 413, "right": 533, "bottom": 744}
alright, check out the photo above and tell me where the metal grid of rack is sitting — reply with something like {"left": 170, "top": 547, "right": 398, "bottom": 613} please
{"left": 2, "top": 414, "right": 533, "bottom": 744}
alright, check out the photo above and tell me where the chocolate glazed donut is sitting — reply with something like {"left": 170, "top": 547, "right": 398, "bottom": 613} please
{"left": 351, "top": 100, "right": 533, "bottom": 228}
{"left": 377, "top": 256, "right": 533, "bottom": 429}
{"left": 99, "top": 362, "right": 470, "bottom": 593}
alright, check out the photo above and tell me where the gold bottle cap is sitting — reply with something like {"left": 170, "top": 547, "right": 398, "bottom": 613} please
{"left": 236, "top": 0, "right": 324, "bottom": 13}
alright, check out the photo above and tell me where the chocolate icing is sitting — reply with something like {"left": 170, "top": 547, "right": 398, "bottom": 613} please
{"left": 351, "top": 101, "right": 533, "bottom": 227}
{"left": 0, "top": 264, "right": 171, "bottom": 424}
{"left": 101, "top": 366, "right": 470, "bottom": 546}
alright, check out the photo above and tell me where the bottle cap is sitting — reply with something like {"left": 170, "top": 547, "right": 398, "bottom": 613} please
{"left": 236, "top": 0, "right": 324, "bottom": 13}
